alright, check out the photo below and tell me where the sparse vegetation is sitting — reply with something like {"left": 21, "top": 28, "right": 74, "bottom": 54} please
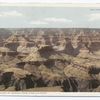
{"left": 0, "top": 28, "right": 100, "bottom": 92}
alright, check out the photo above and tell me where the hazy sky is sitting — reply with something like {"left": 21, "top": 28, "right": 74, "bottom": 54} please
{"left": 0, "top": 6, "right": 100, "bottom": 28}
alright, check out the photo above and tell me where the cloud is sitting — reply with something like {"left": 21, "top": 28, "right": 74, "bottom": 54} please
{"left": 87, "top": 13, "right": 100, "bottom": 21}
{"left": 0, "top": 11, "right": 23, "bottom": 17}
{"left": 30, "top": 20, "right": 48, "bottom": 25}
{"left": 30, "top": 17, "right": 72, "bottom": 26}
{"left": 44, "top": 17, "right": 72, "bottom": 23}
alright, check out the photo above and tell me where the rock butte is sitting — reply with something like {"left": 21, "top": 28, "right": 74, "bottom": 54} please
{"left": 0, "top": 28, "right": 99, "bottom": 92}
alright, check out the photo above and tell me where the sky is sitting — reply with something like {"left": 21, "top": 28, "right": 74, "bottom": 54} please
{"left": 0, "top": 5, "right": 100, "bottom": 28}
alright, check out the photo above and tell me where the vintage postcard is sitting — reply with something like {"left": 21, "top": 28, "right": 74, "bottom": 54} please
{"left": 0, "top": 3, "right": 100, "bottom": 96}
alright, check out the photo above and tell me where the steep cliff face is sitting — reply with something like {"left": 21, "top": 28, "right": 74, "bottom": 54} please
{"left": 78, "top": 35, "right": 100, "bottom": 53}
{"left": 0, "top": 28, "right": 100, "bottom": 92}
{"left": 4, "top": 34, "right": 28, "bottom": 51}
{"left": 77, "top": 45, "right": 90, "bottom": 58}
{"left": 64, "top": 42, "right": 75, "bottom": 56}
{"left": 89, "top": 42, "right": 100, "bottom": 52}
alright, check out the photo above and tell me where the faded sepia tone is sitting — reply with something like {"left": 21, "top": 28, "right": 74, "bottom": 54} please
{"left": 0, "top": 3, "right": 100, "bottom": 92}
{"left": 0, "top": 28, "right": 99, "bottom": 92}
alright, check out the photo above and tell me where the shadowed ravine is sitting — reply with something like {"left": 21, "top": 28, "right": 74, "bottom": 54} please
{"left": 0, "top": 28, "right": 100, "bottom": 92}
